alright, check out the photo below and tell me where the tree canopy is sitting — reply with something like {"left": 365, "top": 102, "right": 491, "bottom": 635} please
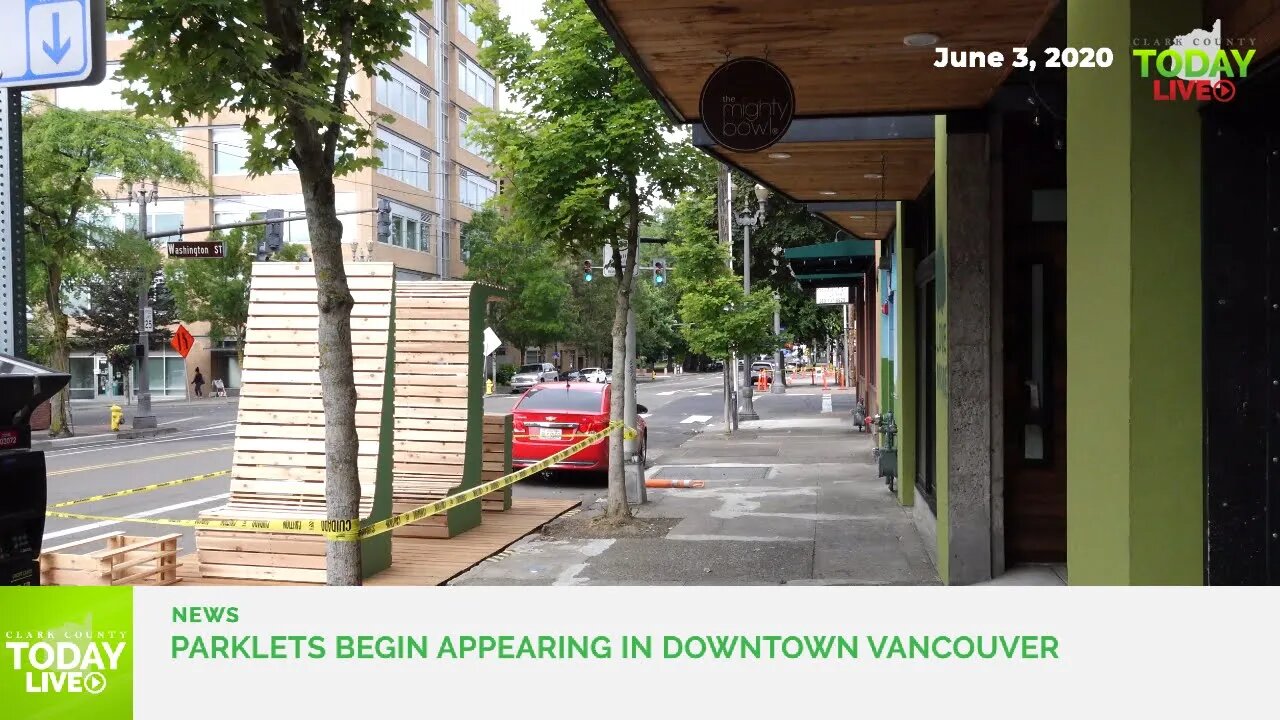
{"left": 23, "top": 103, "right": 202, "bottom": 435}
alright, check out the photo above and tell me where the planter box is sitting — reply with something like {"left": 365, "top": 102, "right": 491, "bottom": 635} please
{"left": 40, "top": 533, "right": 182, "bottom": 586}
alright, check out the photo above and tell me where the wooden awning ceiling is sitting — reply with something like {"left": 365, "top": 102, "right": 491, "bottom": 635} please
{"left": 589, "top": 0, "right": 1059, "bottom": 240}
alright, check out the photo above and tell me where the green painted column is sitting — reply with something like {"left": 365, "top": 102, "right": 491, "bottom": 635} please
{"left": 1066, "top": 0, "right": 1203, "bottom": 584}
{"left": 893, "top": 201, "right": 916, "bottom": 509}
{"left": 933, "top": 115, "right": 951, "bottom": 581}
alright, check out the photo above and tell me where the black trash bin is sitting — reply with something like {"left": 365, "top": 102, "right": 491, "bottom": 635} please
{"left": 0, "top": 353, "right": 71, "bottom": 586}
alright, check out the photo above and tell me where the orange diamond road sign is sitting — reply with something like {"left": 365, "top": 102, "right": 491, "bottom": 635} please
{"left": 171, "top": 325, "right": 195, "bottom": 358}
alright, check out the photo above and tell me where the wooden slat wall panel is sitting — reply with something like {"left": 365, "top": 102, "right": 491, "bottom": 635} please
{"left": 212, "top": 263, "right": 395, "bottom": 515}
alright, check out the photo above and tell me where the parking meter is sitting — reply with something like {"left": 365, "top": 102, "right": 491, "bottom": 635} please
{"left": 0, "top": 353, "right": 71, "bottom": 586}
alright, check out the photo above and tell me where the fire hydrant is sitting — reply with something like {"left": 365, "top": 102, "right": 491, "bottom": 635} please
{"left": 110, "top": 404, "right": 124, "bottom": 432}
{"left": 486, "top": 379, "right": 494, "bottom": 396}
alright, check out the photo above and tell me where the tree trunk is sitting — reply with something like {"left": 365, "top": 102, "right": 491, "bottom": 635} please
{"left": 605, "top": 179, "right": 641, "bottom": 521}
{"left": 299, "top": 171, "right": 362, "bottom": 586}
{"left": 45, "top": 264, "right": 72, "bottom": 436}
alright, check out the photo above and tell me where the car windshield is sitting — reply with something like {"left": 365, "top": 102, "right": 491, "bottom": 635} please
{"left": 518, "top": 364, "right": 543, "bottom": 373}
{"left": 517, "top": 387, "right": 605, "bottom": 412}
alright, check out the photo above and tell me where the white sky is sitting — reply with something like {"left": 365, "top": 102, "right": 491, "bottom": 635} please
{"left": 495, "top": 0, "right": 545, "bottom": 111}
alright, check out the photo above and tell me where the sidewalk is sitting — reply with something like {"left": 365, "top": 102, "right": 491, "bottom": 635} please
{"left": 31, "top": 396, "right": 238, "bottom": 449}
{"left": 451, "top": 393, "right": 939, "bottom": 586}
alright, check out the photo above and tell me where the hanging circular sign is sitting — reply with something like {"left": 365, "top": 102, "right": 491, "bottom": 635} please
{"left": 699, "top": 57, "right": 796, "bottom": 153}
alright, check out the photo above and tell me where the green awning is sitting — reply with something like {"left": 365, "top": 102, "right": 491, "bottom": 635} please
{"left": 793, "top": 272, "right": 864, "bottom": 281}
{"left": 783, "top": 239, "right": 876, "bottom": 262}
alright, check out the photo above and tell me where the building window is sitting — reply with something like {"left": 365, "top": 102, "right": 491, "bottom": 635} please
{"left": 376, "top": 128, "right": 432, "bottom": 191}
{"left": 376, "top": 64, "right": 430, "bottom": 127}
{"left": 404, "top": 13, "right": 431, "bottom": 64}
{"left": 376, "top": 198, "right": 437, "bottom": 254}
{"left": 457, "top": 166, "right": 496, "bottom": 209}
{"left": 213, "top": 128, "right": 249, "bottom": 175}
{"left": 458, "top": 110, "right": 486, "bottom": 157}
{"left": 458, "top": 2, "right": 482, "bottom": 43}
{"left": 457, "top": 53, "right": 495, "bottom": 108}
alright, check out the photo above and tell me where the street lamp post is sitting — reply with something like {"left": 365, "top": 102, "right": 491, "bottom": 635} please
{"left": 772, "top": 291, "right": 785, "bottom": 394}
{"left": 131, "top": 181, "right": 159, "bottom": 430}
{"left": 734, "top": 183, "right": 771, "bottom": 421}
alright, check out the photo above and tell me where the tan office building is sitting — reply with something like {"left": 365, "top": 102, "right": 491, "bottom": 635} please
{"left": 49, "top": 3, "right": 500, "bottom": 399}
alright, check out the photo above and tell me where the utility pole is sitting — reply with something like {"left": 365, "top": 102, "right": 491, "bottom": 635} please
{"left": 131, "top": 181, "right": 158, "bottom": 429}
{"left": 623, "top": 303, "right": 644, "bottom": 503}
{"left": 735, "top": 183, "right": 770, "bottom": 420}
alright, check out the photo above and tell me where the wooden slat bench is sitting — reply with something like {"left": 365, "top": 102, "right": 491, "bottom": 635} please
{"left": 482, "top": 413, "right": 514, "bottom": 511}
{"left": 193, "top": 262, "right": 398, "bottom": 583}
{"left": 390, "top": 281, "right": 503, "bottom": 537}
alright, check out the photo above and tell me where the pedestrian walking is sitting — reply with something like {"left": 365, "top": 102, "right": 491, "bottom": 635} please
{"left": 192, "top": 367, "right": 205, "bottom": 398}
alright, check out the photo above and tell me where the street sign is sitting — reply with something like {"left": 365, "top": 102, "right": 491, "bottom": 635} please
{"left": 482, "top": 327, "right": 501, "bottom": 357}
{"left": 0, "top": 0, "right": 107, "bottom": 91}
{"left": 168, "top": 241, "right": 226, "bottom": 259}
{"left": 815, "top": 286, "right": 850, "bottom": 305}
{"left": 170, "top": 324, "right": 194, "bottom": 359}
{"left": 142, "top": 306, "right": 153, "bottom": 333}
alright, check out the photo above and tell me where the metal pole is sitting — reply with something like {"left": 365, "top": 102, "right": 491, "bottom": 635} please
{"left": 738, "top": 222, "right": 758, "bottom": 420}
{"left": 0, "top": 89, "right": 25, "bottom": 357}
{"left": 624, "top": 305, "right": 644, "bottom": 503}
{"left": 843, "top": 304, "right": 852, "bottom": 389}
{"left": 133, "top": 184, "right": 157, "bottom": 429}
{"left": 772, "top": 298, "right": 785, "bottom": 393}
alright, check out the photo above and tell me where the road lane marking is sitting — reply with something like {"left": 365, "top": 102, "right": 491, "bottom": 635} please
{"left": 48, "top": 445, "right": 232, "bottom": 476}
{"left": 680, "top": 415, "right": 712, "bottom": 424}
{"left": 656, "top": 390, "right": 678, "bottom": 396}
{"left": 42, "top": 493, "right": 231, "bottom": 541}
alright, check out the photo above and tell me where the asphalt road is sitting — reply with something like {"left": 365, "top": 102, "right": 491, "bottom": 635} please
{"left": 35, "top": 372, "right": 734, "bottom": 557}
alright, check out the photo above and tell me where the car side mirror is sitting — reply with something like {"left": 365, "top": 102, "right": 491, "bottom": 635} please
{"left": 636, "top": 404, "right": 648, "bottom": 415}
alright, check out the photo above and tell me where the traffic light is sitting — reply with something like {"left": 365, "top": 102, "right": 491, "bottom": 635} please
{"left": 583, "top": 260, "right": 593, "bottom": 282}
{"left": 264, "top": 209, "right": 285, "bottom": 253}
{"left": 653, "top": 259, "right": 666, "bottom": 285}
{"left": 376, "top": 198, "right": 392, "bottom": 244}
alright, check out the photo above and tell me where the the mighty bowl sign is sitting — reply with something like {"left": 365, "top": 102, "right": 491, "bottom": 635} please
{"left": 699, "top": 57, "right": 795, "bottom": 153}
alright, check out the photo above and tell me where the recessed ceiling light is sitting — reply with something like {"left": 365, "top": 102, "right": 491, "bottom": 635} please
{"left": 864, "top": 173, "right": 883, "bottom": 179}
{"left": 903, "top": 32, "right": 940, "bottom": 47}
{"left": 850, "top": 215, "right": 866, "bottom": 219}
{"left": 768, "top": 152, "right": 792, "bottom": 159}
{"left": 819, "top": 191, "right": 837, "bottom": 196}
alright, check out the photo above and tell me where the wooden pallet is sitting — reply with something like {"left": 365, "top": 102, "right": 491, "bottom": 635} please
{"left": 41, "top": 533, "right": 181, "bottom": 586}
{"left": 194, "top": 263, "right": 398, "bottom": 583}
{"left": 174, "top": 498, "right": 579, "bottom": 586}
{"left": 390, "top": 281, "right": 504, "bottom": 538}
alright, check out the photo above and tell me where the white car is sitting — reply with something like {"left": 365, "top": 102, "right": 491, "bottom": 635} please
{"left": 580, "top": 367, "right": 609, "bottom": 383}
{"left": 510, "top": 363, "right": 560, "bottom": 392}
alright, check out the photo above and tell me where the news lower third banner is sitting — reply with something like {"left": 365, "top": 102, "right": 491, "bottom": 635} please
{"left": 1, "top": 586, "right": 1275, "bottom": 718}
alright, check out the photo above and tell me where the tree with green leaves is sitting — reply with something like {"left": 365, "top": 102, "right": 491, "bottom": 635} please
{"left": 165, "top": 223, "right": 307, "bottom": 366}
{"left": 76, "top": 267, "right": 177, "bottom": 357}
{"left": 667, "top": 184, "right": 779, "bottom": 396}
{"left": 24, "top": 105, "right": 202, "bottom": 436}
{"left": 461, "top": 207, "right": 570, "bottom": 352}
{"left": 112, "top": 0, "right": 428, "bottom": 584}
{"left": 470, "top": 0, "right": 699, "bottom": 520}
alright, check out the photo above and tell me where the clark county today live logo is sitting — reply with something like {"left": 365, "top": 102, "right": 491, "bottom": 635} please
{"left": 1, "top": 588, "right": 134, "bottom": 720}
{"left": 1132, "top": 19, "right": 1256, "bottom": 102}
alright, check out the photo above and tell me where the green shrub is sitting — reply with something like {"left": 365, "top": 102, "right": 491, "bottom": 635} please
{"left": 497, "top": 364, "right": 517, "bottom": 385}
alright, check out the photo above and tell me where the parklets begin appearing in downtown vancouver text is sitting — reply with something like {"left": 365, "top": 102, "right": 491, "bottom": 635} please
{"left": 166, "top": 606, "right": 1058, "bottom": 662}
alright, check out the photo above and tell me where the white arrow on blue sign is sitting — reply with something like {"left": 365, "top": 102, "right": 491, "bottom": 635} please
{"left": 0, "top": 0, "right": 106, "bottom": 90}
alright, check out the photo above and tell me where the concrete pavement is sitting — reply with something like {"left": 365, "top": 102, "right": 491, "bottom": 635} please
{"left": 34, "top": 372, "right": 730, "bottom": 561}
{"left": 451, "top": 391, "right": 940, "bottom": 586}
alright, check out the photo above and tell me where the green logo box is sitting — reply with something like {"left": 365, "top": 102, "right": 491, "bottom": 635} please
{"left": 0, "top": 587, "right": 134, "bottom": 720}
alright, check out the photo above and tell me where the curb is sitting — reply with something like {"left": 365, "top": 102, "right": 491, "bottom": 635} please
{"left": 31, "top": 426, "right": 179, "bottom": 451}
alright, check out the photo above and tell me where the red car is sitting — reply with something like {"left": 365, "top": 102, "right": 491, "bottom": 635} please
{"left": 512, "top": 382, "right": 648, "bottom": 473}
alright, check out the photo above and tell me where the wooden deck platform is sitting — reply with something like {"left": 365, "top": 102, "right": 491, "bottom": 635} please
{"left": 174, "top": 498, "right": 578, "bottom": 586}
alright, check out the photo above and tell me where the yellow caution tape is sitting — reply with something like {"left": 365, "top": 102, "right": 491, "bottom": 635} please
{"left": 47, "top": 470, "right": 231, "bottom": 509}
{"left": 44, "top": 424, "right": 641, "bottom": 542}
{"left": 43, "top": 510, "right": 361, "bottom": 540}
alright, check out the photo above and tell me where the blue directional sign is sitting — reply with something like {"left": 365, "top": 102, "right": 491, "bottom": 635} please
{"left": 0, "top": 0, "right": 106, "bottom": 90}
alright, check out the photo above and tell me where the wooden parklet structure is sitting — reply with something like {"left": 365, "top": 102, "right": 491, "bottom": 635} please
{"left": 390, "top": 281, "right": 507, "bottom": 538}
{"left": 195, "top": 263, "right": 399, "bottom": 583}
{"left": 191, "top": 264, "right": 512, "bottom": 584}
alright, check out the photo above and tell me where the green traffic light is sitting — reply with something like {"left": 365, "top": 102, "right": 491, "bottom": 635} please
{"left": 585, "top": 272, "right": 593, "bottom": 282}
